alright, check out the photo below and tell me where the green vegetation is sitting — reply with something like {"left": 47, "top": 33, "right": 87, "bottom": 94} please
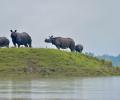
{"left": 0, "top": 48, "right": 119, "bottom": 78}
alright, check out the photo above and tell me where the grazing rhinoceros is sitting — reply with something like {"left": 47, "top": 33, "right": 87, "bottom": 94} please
{"left": 10, "top": 30, "right": 32, "bottom": 48}
{"left": 0, "top": 37, "right": 9, "bottom": 48}
{"left": 45, "top": 35, "right": 75, "bottom": 51}
{"left": 75, "top": 44, "right": 83, "bottom": 53}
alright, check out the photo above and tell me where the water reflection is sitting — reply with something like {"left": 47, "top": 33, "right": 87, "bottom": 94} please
{"left": 0, "top": 80, "right": 31, "bottom": 100}
{"left": 0, "top": 77, "right": 120, "bottom": 100}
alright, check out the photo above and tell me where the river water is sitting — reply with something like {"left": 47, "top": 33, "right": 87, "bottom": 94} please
{"left": 0, "top": 77, "right": 120, "bottom": 100}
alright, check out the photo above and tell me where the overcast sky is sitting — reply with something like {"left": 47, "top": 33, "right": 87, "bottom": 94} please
{"left": 0, "top": 0, "right": 120, "bottom": 55}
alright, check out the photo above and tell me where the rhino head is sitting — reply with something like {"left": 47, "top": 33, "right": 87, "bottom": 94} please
{"left": 10, "top": 30, "right": 17, "bottom": 39}
{"left": 45, "top": 35, "right": 54, "bottom": 43}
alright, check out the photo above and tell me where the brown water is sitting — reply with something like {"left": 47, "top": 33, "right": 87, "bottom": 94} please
{"left": 0, "top": 77, "right": 120, "bottom": 100}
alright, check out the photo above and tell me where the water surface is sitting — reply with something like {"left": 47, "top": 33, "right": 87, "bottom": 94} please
{"left": 0, "top": 77, "right": 120, "bottom": 100}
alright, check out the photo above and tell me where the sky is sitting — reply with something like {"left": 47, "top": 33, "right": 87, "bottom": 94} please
{"left": 0, "top": 0, "right": 120, "bottom": 56}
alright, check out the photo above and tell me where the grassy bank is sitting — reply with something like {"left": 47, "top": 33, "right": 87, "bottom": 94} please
{"left": 0, "top": 48, "right": 119, "bottom": 78}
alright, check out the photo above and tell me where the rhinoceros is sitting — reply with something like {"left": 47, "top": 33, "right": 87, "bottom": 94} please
{"left": 45, "top": 35, "right": 75, "bottom": 51}
{"left": 10, "top": 30, "right": 32, "bottom": 48}
{"left": 75, "top": 44, "right": 83, "bottom": 53}
{"left": 0, "top": 37, "right": 9, "bottom": 48}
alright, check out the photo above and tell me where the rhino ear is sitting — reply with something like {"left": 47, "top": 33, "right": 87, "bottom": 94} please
{"left": 50, "top": 35, "right": 53, "bottom": 38}
{"left": 10, "top": 30, "right": 13, "bottom": 32}
{"left": 14, "top": 30, "right": 17, "bottom": 32}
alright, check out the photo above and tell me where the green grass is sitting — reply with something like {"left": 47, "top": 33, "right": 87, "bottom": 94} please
{"left": 0, "top": 48, "right": 119, "bottom": 78}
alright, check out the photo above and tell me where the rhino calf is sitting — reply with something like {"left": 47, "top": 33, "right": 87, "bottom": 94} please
{"left": 0, "top": 37, "right": 10, "bottom": 48}
{"left": 75, "top": 44, "right": 83, "bottom": 53}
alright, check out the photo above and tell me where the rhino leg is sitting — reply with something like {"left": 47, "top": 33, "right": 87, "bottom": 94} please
{"left": 18, "top": 44, "right": 21, "bottom": 48}
{"left": 24, "top": 44, "right": 28, "bottom": 47}
{"left": 13, "top": 43, "right": 17, "bottom": 47}
{"left": 6, "top": 45, "right": 9, "bottom": 48}
{"left": 70, "top": 47, "right": 75, "bottom": 52}
{"left": 56, "top": 46, "right": 60, "bottom": 50}
{"left": 70, "top": 45, "right": 75, "bottom": 52}
{"left": 28, "top": 43, "right": 32, "bottom": 48}
{"left": 12, "top": 40, "right": 16, "bottom": 47}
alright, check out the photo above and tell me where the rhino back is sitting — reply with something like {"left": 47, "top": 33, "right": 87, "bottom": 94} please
{"left": 53, "top": 37, "right": 75, "bottom": 48}
{"left": 16, "top": 32, "right": 31, "bottom": 44}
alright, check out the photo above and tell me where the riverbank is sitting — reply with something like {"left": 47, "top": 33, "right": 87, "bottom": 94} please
{"left": 0, "top": 48, "right": 120, "bottom": 78}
